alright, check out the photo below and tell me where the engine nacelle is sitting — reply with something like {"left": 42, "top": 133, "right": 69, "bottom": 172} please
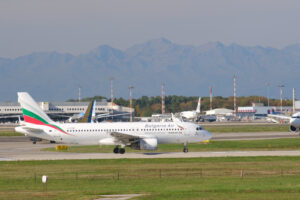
{"left": 131, "top": 138, "right": 158, "bottom": 150}
{"left": 99, "top": 138, "right": 115, "bottom": 145}
{"left": 290, "top": 125, "right": 298, "bottom": 132}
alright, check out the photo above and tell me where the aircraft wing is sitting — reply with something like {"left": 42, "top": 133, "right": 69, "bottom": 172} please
{"left": 110, "top": 132, "right": 148, "bottom": 145}
{"left": 96, "top": 113, "right": 130, "bottom": 119}
{"left": 267, "top": 114, "right": 291, "bottom": 120}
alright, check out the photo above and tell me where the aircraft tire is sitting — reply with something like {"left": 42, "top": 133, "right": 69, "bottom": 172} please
{"left": 183, "top": 148, "right": 188, "bottom": 153}
{"left": 119, "top": 148, "right": 125, "bottom": 154}
{"left": 113, "top": 147, "right": 119, "bottom": 154}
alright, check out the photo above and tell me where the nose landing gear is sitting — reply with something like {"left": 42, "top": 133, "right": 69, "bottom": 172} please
{"left": 183, "top": 142, "right": 188, "bottom": 153}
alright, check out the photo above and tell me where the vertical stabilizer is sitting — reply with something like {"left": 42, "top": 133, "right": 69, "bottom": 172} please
{"left": 196, "top": 97, "right": 201, "bottom": 113}
{"left": 92, "top": 100, "right": 96, "bottom": 123}
{"left": 78, "top": 100, "right": 96, "bottom": 123}
{"left": 18, "top": 92, "right": 54, "bottom": 124}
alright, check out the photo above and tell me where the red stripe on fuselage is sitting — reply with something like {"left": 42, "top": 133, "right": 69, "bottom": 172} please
{"left": 23, "top": 115, "right": 70, "bottom": 135}
{"left": 44, "top": 124, "right": 71, "bottom": 135}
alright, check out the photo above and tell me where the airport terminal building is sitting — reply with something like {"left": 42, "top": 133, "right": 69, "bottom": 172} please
{"left": 237, "top": 102, "right": 296, "bottom": 119}
{"left": 0, "top": 100, "right": 134, "bottom": 123}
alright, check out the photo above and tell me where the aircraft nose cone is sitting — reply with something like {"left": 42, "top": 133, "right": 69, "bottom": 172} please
{"left": 290, "top": 118, "right": 297, "bottom": 126}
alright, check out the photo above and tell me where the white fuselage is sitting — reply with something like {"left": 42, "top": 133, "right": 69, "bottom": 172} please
{"left": 16, "top": 121, "right": 211, "bottom": 145}
{"left": 180, "top": 111, "right": 198, "bottom": 119}
{"left": 290, "top": 113, "right": 300, "bottom": 130}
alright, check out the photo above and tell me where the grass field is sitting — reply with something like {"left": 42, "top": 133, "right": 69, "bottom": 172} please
{"left": 1, "top": 157, "right": 300, "bottom": 199}
{"left": 0, "top": 130, "right": 22, "bottom": 136}
{"left": 203, "top": 124, "right": 289, "bottom": 133}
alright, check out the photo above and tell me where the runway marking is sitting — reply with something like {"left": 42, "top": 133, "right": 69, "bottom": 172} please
{"left": 0, "top": 158, "right": 14, "bottom": 161}
{"left": 95, "top": 194, "right": 144, "bottom": 200}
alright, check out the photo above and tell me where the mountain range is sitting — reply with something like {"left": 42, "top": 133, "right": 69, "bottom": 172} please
{"left": 1, "top": 38, "right": 300, "bottom": 101}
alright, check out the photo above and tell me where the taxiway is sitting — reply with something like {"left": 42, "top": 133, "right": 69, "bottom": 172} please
{"left": 0, "top": 132, "right": 299, "bottom": 161}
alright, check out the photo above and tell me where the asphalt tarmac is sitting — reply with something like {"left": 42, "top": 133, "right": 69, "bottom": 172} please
{"left": 0, "top": 132, "right": 299, "bottom": 161}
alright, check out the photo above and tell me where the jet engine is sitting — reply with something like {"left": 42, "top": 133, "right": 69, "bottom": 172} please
{"left": 131, "top": 138, "right": 157, "bottom": 150}
{"left": 99, "top": 138, "right": 115, "bottom": 145}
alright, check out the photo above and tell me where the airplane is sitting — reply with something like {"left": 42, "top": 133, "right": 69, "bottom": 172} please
{"left": 268, "top": 112, "right": 300, "bottom": 133}
{"left": 15, "top": 92, "right": 212, "bottom": 154}
{"left": 67, "top": 112, "right": 85, "bottom": 122}
{"left": 180, "top": 97, "right": 201, "bottom": 120}
{"left": 70, "top": 100, "right": 130, "bottom": 122}
{"left": 64, "top": 100, "right": 96, "bottom": 123}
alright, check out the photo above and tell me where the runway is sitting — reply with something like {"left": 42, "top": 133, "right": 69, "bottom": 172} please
{"left": 0, "top": 132, "right": 299, "bottom": 161}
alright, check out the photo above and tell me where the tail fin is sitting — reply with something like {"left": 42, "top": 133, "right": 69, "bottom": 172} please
{"left": 78, "top": 100, "right": 96, "bottom": 123}
{"left": 18, "top": 92, "right": 54, "bottom": 125}
{"left": 196, "top": 97, "right": 201, "bottom": 113}
{"left": 91, "top": 100, "right": 96, "bottom": 122}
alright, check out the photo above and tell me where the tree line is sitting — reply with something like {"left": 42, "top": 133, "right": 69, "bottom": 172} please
{"left": 68, "top": 95, "right": 293, "bottom": 117}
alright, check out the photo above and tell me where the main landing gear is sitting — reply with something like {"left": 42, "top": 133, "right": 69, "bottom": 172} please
{"left": 113, "top": 146, "right": 125, "bottom": 154}
{"left": 183, "top": 142, "right": 188, "bottom": 153}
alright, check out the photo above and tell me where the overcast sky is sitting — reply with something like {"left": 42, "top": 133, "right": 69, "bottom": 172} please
{"left": 1, "top": 0, "right": 300, "bottom": 58}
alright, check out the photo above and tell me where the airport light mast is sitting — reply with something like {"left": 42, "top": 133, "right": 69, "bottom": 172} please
{"left": 266, "top": 82, "right": 270, "bottom": 107}
{"left": 161, "top": 83, "right": 165, "bottom": 114}
{"left": 293, "top": 88, "right": 296, "bottom": 113}
{"left": 210, "top": 85, "right": 213, "bottom": 110}
{"left": 110, "top": 77, "right": 114, "bottom": 119}
{"left": 278, "top": 84, "right": 285, "bottom": 114}
{"left": 78, "top": 85, "right": 81, "bottom": 102}
{"left": 233, "top": 75, "right": 237, "bottom": 118}
{"left": 129, "top": 86, "right": 134, "bottom": 122}
{"left": 110, "top": 77, "right": 114, "bottom": 104}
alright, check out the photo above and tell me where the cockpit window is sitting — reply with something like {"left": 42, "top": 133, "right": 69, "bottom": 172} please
{"left": 292, "top": 116, "right": 300, "bottom": 118}
{"left": 196, "top": 126, "right": 203, "bottom": 130}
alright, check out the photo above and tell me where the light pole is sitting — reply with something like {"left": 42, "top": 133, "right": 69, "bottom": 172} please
{"left": 266, "top": 83, "right": 270, "bottom": 107}
{"left": 129, "top": 86, "right": 134, "bottom": 122}
{"left": 278, "top": 84, "right": 285, "bottom": 114}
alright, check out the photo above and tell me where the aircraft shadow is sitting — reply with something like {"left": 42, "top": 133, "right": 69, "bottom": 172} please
{"left": 142, "top": 152, "right": 170, "bottom": 155}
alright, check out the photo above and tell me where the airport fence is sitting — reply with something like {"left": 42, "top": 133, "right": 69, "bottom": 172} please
{"left": 8, "top": 168, "right": 300, "bottom": 183}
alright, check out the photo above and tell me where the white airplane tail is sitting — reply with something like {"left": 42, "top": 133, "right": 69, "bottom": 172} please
{"left": 18, "top": 92, "right": 54, "bottom": 125}
{"left": 91, "top": 100, "right": 96, "bottom": 123}
{"left": 171, "top": 113, "right": 183, "bottom": 123}
{"left": 196, "top": 97, "right": 201, "bottom": 113}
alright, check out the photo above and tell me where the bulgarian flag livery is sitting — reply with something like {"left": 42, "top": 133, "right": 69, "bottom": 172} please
{"left": 18, "top": 92, "right": 69, "bottom": 135}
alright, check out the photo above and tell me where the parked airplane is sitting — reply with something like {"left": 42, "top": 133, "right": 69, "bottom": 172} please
{"left": 68, "top": 100, "right": 129, "bottom": 122}
{"left": 15, "top": 92, "right": 212, "bottom": 153}
{"left": 268, "top": 112, "right": 300, "bottom": 133}
{"left": 180, "top": 97, "right": 201, "bottom": 120}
